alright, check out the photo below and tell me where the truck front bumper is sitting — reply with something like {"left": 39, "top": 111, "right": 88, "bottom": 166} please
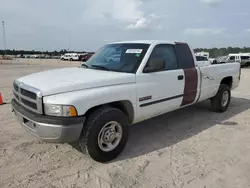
{"left": 11, "top": 99, "right": 85, "bottom": 143}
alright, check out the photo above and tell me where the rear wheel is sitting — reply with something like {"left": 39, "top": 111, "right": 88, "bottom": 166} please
{"left": 78, "top": 106, "right": 129, "bottom": 162}
{"left": 210, "top": 84, "right": 231, "bottom": 112}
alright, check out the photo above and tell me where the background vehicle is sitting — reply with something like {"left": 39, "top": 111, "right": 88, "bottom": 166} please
{"left": 229, "top": 54, "right": 250, "bottom": 67}
{"left": 196, "top": 51, "right": 216, "bottom": 64}
{"left": 61, "top": 53, "right": 79, "bottom": 61}
{"left": 30, "top": 54, "right": 40, "bottom": 59}
{"left": 239, "top": 53, "right": 250, "bottom": 66}
{"left": 216, "top": 56, "right": 233, "bottom": 64}
{"left": 196, "top": 51, "right": 209, "bottom": 59}
{"left": 216, "top": 54, "right": 250, "bottom": 67}
{"left": 80, "top": 53, "right": 94, "bottom": 62}
{"left": 12, "top": 40, "right": 240, "bottom": 162}
{"left": 195, "top": 55, "right": 211, "bottom": 67}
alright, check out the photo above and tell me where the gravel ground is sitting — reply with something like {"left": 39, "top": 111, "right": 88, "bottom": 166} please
{"left": 1, "top": 59, "right": 250, "bottom": 188}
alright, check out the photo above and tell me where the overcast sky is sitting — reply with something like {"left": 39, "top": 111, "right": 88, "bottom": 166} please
{"left": 0, "top": 0, "right": 250, "bottom": 51}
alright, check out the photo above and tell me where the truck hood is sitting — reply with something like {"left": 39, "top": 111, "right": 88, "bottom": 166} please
{"left": 17, "top": 67, "right": 136, "bottom": 96}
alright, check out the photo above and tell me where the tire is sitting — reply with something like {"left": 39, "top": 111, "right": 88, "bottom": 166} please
{"left": 78, "top": 106, "right": 129, "bottom": 162}
{"left": 210, "top": 84, "right": 231, "bottom": 113}
{"left": 70, "top": 58, "right": 73, "bottom": 61}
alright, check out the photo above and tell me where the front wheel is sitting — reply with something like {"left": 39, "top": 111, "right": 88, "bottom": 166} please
{"left": 78, "top": 107, "right": 129, "bottom": 162}
{"left": 210, "top": 84, "right": 231, "bottom": 112}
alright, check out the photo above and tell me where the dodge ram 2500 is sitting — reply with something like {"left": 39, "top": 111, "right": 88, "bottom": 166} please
{"left": 12, "top": 40, "right": 241, "bottom": 162}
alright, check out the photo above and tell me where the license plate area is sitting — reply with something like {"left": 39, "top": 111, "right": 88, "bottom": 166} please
{"left": 13, "top": 109, "right": 37, "bottom": 133}
{"left": 23, "top": 117, "right": 37, "bottom": 131}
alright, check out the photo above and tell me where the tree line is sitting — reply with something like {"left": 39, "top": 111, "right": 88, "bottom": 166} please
{"left": 194, "top": 47, "right": 250, "bottom": 58}
{"left": 1, "top": 47, "right": 250, "bottom": 58}
{"left": 0, "top": 49, "right": 88, "bottom": 56}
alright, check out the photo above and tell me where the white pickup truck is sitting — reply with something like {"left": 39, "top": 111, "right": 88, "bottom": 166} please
{"left": 12, "top": 40, "right": 241, "bottom": 162}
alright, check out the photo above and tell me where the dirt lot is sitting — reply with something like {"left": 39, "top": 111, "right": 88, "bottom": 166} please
{"left": 1, "top": 59, "right": 250, "bottom": 188}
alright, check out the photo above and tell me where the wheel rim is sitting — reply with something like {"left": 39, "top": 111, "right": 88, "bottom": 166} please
{"left": 98, "top": 121, "right": 123, "bottom": 152}
{"left": 221, "top": 91, "right": 229, "bottom": 107}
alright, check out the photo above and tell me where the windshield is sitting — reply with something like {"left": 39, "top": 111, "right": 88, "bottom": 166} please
{"left": 84, "top": 43, "right": 150, "bottom": 73}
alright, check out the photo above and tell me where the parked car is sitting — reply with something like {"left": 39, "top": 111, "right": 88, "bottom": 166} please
{"left": 80, "top": 53, "right": 94, "bottom": 62}
{"left": 44, "top": 55, "right": 51, "bottom": 59}
{"left": 196, "top": 51, "right": 209, "bottom": 59}
{"left": 12, "top": 40, "right": 240, "bottom": 162}
{"left": 216, "top": 56, "right": 229, "bottom": 64}
{"left": 30, "top": 54, "right": 40, "bottom": 59}
{"left": 51, "top": 56, "right": 61, "bottom": 59}
{"left": 216, "top": 54, "right": 250, "bottom": 67}
{"left": 195, "top": 55, "right": 211, "bottom": 67}
{"left": 23, "top": 54, "right": 31, "bottom": 58}
{"left": 61, "top": 53, "right": 79, "bottom": 61}
{"left": 16, "top": 54, "right": 24, "bottom": 58}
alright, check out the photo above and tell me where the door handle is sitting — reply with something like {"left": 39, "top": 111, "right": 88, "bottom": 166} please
{"left": 178, "top": 75, "right": 184, "bottom": 80}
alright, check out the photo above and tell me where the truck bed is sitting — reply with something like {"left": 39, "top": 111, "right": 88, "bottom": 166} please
{"left": 197, "top": 62, "right": 240, "bottom": 102}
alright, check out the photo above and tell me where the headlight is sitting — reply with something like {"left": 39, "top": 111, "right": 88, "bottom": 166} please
{"left": 44, "top": 104, "right": 77, "bottom": 117}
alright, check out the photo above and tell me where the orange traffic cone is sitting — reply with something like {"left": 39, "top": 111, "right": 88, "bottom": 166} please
{"left": 0, "top": 92, "right": 3, "bottom": 105}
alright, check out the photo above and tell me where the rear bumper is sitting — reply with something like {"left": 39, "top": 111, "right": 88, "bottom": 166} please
{"left": 11, "top": 99, "right": 85, "bottom": 143}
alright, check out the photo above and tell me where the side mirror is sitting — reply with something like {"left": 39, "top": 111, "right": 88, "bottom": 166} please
{"left": 143, "top": 59, "right": 165, "bottom": 73}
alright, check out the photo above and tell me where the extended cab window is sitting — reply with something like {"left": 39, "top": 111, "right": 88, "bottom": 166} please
{"left": 145, "top": 44, "right": 178, "bottom": 71}
{"left": 174, "top": 43, "right": 195, "bottom": 69}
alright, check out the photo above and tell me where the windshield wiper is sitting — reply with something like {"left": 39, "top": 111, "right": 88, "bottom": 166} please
{"left": 91, "top": 65, "right": 111, "bottom": 71}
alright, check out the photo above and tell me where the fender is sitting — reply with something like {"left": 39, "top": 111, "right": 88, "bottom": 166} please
{"left": 43, "top": 83, "right": 137, "bottom": 118}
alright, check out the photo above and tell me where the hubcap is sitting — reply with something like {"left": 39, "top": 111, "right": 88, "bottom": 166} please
{"left": 98, "top": 121, "right": 122, "bottom": 152}
{"left": 221, "top": 91, "right": 229, "bottom": 107}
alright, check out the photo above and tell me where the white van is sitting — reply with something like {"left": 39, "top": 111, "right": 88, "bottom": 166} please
{"left": 61, "top": 53, "right": 79, "bottom": 61}
{"left": 228, "top": 54, "right": 250, "bottom": 67}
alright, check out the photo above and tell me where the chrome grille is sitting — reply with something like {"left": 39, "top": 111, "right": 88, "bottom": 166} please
{"left": 13, "top": 82, "right": 19, "bottom": 92}
{"left": 21, "top": 98, "right": 37, "bottom": 109}
{"left": 13, "top": 81, "right": 43, "bottom": 114}
{"left": 13, "top": 92, "right": 20, "bottom": 100}
{"left": 20, "top": 88, "right": 37, "bottom": 100}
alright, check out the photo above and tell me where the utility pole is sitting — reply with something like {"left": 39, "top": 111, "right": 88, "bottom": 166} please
{"left": 2, "top": 21, "right": 7, "bottom": 56}
{"left": 68, "top": 33, "right": 71, "bottom": 52}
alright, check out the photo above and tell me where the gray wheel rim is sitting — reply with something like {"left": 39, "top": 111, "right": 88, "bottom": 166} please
{"left": 221, "top": 91, "right": 229, "bottom": 107}
{"left": 98, "top": 121, "right": 122, "bottom": 152}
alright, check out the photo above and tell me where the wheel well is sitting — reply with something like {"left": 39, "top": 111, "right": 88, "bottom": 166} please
{"left": 221, "top": 76, "right": 233, "bottom": 88}
{"left": 84, "top": 100, "right": 134, "bottom": 123}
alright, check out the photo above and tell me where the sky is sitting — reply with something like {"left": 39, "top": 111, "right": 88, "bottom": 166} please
{"left": 0, "top": 0, "right": 250, "bottom": 51}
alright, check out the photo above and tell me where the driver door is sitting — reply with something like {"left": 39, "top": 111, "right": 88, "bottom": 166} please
{"left": 136, "top": 44, "right": 185, "bottom": 121}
